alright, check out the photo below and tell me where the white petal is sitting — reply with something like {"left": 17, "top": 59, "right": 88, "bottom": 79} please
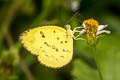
{"left": 80, "top": 29, "right": 86, "bottom": 34}
{"left": 98, "top": 25, "right": 108, "bottom": 31}
{"left": 97, "top": 30, "right": 111, "bottom": 35}
{"left": 82, "top": 23, "right": 86, "bottom": 28}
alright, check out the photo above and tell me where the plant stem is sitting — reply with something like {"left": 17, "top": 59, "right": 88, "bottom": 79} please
{"left": 92, "top": 47, "right": 103, "bottom": 80}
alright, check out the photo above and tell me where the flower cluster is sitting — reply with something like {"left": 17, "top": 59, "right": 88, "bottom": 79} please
{"left": 78, "top": 18, "right": 110, "bottom": 46}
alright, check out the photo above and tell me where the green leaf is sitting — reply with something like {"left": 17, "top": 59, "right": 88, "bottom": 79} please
{"left": 74, "top": 34, "right": 120, "bottom": 80}
{"left": 71, "top": 59, "right": 100, "bottom": 80}
{"left": 96, "top": 35, "right": 120, "bottom": 80}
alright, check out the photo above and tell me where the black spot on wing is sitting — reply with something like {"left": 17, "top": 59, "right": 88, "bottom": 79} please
{"left": 42, "top": 34, "right": 45, "bottom": 38}
{"left": 45, "top": 55, "right": 49, "bottom": 58}
{"left": 52, "top": 45, "right": 55, "bottom": 49}
{"left": 60, "top": 41, "right": 63, "bottom": 44}
{"left": 50, "top": 56, "right": 58, "bottom": 61}
{"left": 40, "top": 31, "right": 45, "bottom": 38}
{"left": 40, "top": 31, "right": 43, "bottom": 34}
{"left": 20, "top": 29, "right": 31, "bottom": 37}
{"left": 65, "top": 41, "right": 67, "bottom": 43}
{"left": 56, "top": 58, "right": 58, "bottom": 61}
{"left": 44, "top": 42, "right": 50, "bottom": 46}
{"left": 26, "top": 29, "right": 31, "bottom": 32}
{"left": 60, "top": 41, "right": 68, "bottom": 44}
{"left": 44, "top": 42, "right": 47, "bottom": 44}
{"left": 53, "top": 30, "right": 56, "bottom": 33}
{"left": 42, "top": 50, "right": 45, "bottom": 52}
{"left": 56, "top": 48, "right": 58, "bottom": 52}
{"left": 40, "top": 47, "right": 42, "bottom": 48}
{"left": 57, "top": 37, "right": 59, "bottom": 40}
{"left": 60, "top": 56, "right": 64, "bottom": 58}
{"left": 20, "top": 31, "right": 27, "bottom": 36}
{"left": 63, "top": 49, "right": 65, "bottom": 52}
{"left": 63, "top": 49, "right": 71, "bottom": 53}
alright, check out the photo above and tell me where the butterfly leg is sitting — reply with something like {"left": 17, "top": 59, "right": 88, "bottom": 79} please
{"left": 73, "top": 33, "right": 86, "bottom": 40}
{"left": 73, "top": 28, "right": 86, "bottom": 40}
{"left": 73, "top": 36, "right": 86, "bottom": 40}
{"left": 73, "top": 26, "right": 83, "bottom": 34}
{"left": 73, "top": 27, "right": 86, "bottom": 37}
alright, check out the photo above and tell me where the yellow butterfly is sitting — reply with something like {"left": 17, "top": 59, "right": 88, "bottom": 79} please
{"left": 19, "top": 24, "right": 84, "bottom": 68}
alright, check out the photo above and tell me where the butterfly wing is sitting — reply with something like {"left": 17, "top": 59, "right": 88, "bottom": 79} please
{"left": 19, "top": 26, "right": 73, "bottom": 68}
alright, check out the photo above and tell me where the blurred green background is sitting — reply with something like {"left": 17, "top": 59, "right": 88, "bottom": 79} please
{"left": 0, "top": 0, "right": 120, "bottom": 80}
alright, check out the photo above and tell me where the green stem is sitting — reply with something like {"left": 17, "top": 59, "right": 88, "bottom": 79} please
{"left": 92, "top": 47, "right": 103, "bottom": 80}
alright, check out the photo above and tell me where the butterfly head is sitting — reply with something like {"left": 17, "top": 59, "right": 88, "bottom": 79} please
{"left": 65, "top": 24, "right": 74, "bottom": 38}
{"left": 65, "top": 24, "right": 71, "bottom": 31}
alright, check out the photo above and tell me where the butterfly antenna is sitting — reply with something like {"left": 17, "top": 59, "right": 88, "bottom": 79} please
{"left": 65, "top": 11, "right": 80, "bottom": 25}
{"left": 79, "top": 20, "right": 83, "bottom": 23}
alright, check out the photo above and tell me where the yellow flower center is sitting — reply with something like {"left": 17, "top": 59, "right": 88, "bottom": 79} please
{"left": 83, "top": 19, "right": 99, "bottom": 46}
{"left": 84, "top": 18, "right": 99, "bottom": 28}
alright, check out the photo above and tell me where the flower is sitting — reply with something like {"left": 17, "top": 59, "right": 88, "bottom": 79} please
{"left": 79, "top": 18, "right": 110, "bottom": 46}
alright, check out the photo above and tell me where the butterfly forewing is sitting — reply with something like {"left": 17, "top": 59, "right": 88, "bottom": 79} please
{"left": 19, "top": 26, "right": 73, "bottom": 68}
